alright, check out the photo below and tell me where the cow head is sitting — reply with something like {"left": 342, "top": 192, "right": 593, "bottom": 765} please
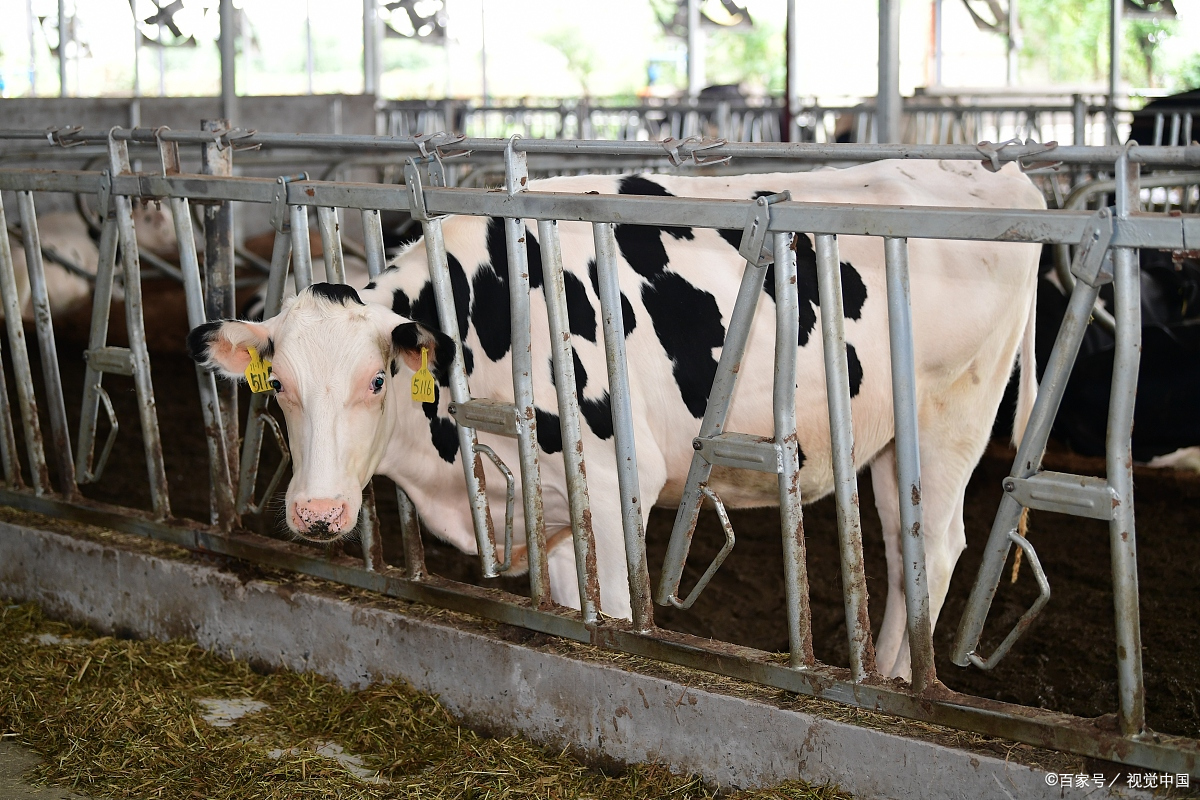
{"left": 187, "top": 283, "right": 453, "bottom": 542}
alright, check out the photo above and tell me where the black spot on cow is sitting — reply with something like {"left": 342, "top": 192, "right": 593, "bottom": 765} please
{"left": 526, "top": 228, "right": 545, "bottom": 290}
{"left": 564, "top": 271, "right": 597, "bottom": 342}
{"left": 261, "top": 338, "right": 275, "bottom": 361}
{"left": 717, "top": 228, "right": 742, "bottom": 250}
{"left": 391, "top": 322, "right": 457, "bottom": 387}
{"left": 389, "top": 359, "right": 398, "bottom": 376}
{"left": 534, "top": 408, "right": 562, "bottom": 454}
{"left": 586, "top": 259, "right": 637, "bottom": 337}
{"left": 406, "top": 253, "right": 475, "bottom": 377}
{"left": 641, "top": 273, "right": 725, "bottom": 418}
{"left": 392, "top": 288, "right": 411, "bottom": 317}
{"left": 308, "top": 282, "right": 364, "bottom": 306}
{"left": 471, "top": 262, "right": 510, "bottom": 361}
{"left": 846, "top": 343, "right": 863, "bottom": 398}
{"left": 614, "top": 177, "right": 695, "bottom": 280}
{"left": 419, "top": 384, "right": 458, "bottom": 464}
{"left": 364, "top": 281, "right": 376, "bottom": 290}
{"left": 543, "top": 350, "right": 614, "bottom": 440}
{"left": 185, "top": 320, "right": 222, "bottom": 364}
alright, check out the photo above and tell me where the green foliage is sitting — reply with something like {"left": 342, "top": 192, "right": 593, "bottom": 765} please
{"left": 705, "top": 22, "right": 785, "bottom": 94}
{"left": 1019, "top": 0, "right": 1182, "bottom": 87}
{"left": 1169, "top": 51, "right": 1200, "bottom": 90}
{"left": 542, "top": 27, "right": 600, "bottom": 96}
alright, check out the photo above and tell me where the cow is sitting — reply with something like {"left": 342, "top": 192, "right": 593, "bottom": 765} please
{"left": 3, "top": 203, "right": 179, "bottom": 322}
{"left": 189, "top": 158, "right": 1042, "bottom": 681}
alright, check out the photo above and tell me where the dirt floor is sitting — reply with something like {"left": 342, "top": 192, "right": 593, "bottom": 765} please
{"left": 6, "top": 281, "right": 1199, "bottom": 740}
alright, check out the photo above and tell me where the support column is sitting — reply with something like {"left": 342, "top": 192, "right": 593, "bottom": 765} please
{"left": 219, "top": 0, "right": 237, "bottom": 123}
{"left": 687, "top": 0, "right": 705, "bottom": 99}
{"left": 363, "top": 0, "right": 380, "bottom": 96}
{"left": 785, "top": 0, "right": 799, "bottom": 141}
{"left": 1107, "top": 0, "right": 1122, "bottom": 145}
{"left": 877, "top": 0, "right": 902, "bottom": 144}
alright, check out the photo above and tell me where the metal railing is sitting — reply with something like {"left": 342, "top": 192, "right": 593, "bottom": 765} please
{"left": 0, "top": 126, "right": 1198, "bottom": 776}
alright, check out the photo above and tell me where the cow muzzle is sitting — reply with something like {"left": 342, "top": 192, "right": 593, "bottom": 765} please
{"left": 291, "top": 499, "right": 352, "bottom": 541}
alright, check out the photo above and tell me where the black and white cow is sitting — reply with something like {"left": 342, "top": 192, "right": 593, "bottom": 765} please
{"left": 189, "top": 159, "right": 1043, "bottom": 680}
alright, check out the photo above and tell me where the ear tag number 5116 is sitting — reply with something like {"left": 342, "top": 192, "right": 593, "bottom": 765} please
{"left": 411, "top": 347, "right": 436, "bottom": 403}
{"left": 245, "top": 346, "right": 273, "bottom": 393}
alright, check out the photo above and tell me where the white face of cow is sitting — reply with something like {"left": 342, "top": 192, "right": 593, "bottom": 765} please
{"left": 188, "top": 283, "right": 453, "bottom": 542}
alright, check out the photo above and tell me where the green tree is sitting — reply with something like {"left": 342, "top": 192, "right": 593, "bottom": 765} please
{"left": 542, "top": 28, "right": 599, "bottom": 97}
{"left": 704, "top": 21, "right": 785, "bottom": 94}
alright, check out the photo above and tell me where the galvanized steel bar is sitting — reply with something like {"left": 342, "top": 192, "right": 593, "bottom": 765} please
{"left": 657, "top": 247, "right": 769, "bottom": 607}
{"left": 0, "top": 320, "right": 21, "bottom": 486}
{"left": 593, "top": 221, "right": 652, "bottom": 631}
{"left": 1109, "top": 149, "right": 1146, "bottom": 735}
{"left": 951, "top": 275, "right": 1103, "bottom": 668}
{"left": 502, "top": 141, "right": 550, "bottom": 607}
{"left": 773, "top": 231, "right": 814, "bottom": 668}
{"left": 397, "top": 482, "right": 426, "bottom": 580}
{"left": 289, "top": 205, "right": 315, "bottom": 291}
{"left": 5, "top": 127, "right": 1200, "bottom": 167}
{"left": 359, "top": 481, "right": 384, "bottom": 571}
{"left": 171, "top": 192, "right": 237, "bottom": 530}
{"left": 237, "top": 231, "right": 291, "bottom": 514}
{"left": 813, "top": 233, "right": 874, "bottom": 680}
{"left": 0, "top": 199, "right": 50, "bottom": 494}
{"left": 421, "top": 216, "right": 500, "bottom": 577}
{"left": 883, "top": 236, "right": 935, "bottom": 690}
{"left": 316, "top": 206, "right": 347, "bottom": 283}
{"left": 17, "top": 191, "right": 77, "bottom": 498}
{"left": 75, "top": 215, "right": 120, "bottom": 485}
{"left": 202, "top": 120, "right": 240, "bottom": 496}
{"left": 361, "top": 209, "right": 387, "bottom": 278}
{"left": 538, "top": 218, "right": 602, "bottom": 622}
{"left": 107, "top": 137, "right": 170, "bottom": 519}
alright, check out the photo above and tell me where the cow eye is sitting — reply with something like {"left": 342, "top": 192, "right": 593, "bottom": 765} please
{"left": 269, "top": 378, "right": 282, "bottom": 393}
{"left": 371, "top": 373, "right": 385, "bottom": 394}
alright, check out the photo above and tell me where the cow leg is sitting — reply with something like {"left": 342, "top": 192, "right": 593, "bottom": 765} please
{"left": 870, "top": 445, "right": 907, "bottom": 677}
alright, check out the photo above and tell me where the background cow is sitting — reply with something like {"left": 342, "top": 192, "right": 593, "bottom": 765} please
{"left": 190, "top": 159, "right": 1042, "bottom": 681}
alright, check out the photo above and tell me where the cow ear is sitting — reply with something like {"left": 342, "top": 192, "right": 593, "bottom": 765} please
{"left": 391, "top": 322, "right": 456, "bottom": 384}
{"left": 188, "top": 319, "right": 272, "bottom": 380}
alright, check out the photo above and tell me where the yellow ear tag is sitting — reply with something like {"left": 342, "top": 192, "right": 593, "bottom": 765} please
{"left": 245, "top": 346, "right": 273, "bottom": 394}
{"left": 411, "top": 347, "right": 436, "bottom": 403}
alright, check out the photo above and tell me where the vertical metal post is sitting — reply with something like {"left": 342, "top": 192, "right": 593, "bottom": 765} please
{"left": 785, "top": 0, "right": 799, "bottom": 142}
{"left": 686, "top": 0, "right": 704, "bottom": 98}
{"left": 0, "top": 343, "right": 20, "bottom": 487}
{"left": 26, "top": 0, "right": 37, "bottom": 96}
{"left": 363, "top": 0, "right": 380, "bottom": 96}
{"left": 1109, "top": 148, "right": 1145, "bottom": 735}
{"left": 934, "top": 0, "right": 943, "bottom": 86}
{"left": 305, "top": 0, "right": 315, "bottom": 95}
{"left": 133, "top": 0, "right": 141, "bottom": 98}
{"left": 773, "top": 231, "right": 814, "bottom": 668}
{"left": 1108, "top": 0, "right": 1122, "bottom": 145}
{"left": 316, "top": 207, "right": 346, "bottom": 284}
{"left": 479, "top": 2, "right": 489, "bottom": 104}
{"left": 539, "top": 218, "right": 602, "bottom": 622}
{"left": 0, "top": 200, "right": 50, "bottom": 494}
{"left": 17, "top": 192, "right": 77, "bottom": 499}
{"left": 422, "top": 216, "right": 500, "bottom": 576}
{"left": 289, "top": 205, "right": 314, "bottom": 291}
{"left": 57, "top": 0, "right": 67, "bottom": 97}
{"left": 594, "top": 221, "right": 653, "bottom": 632}
{"left": 203, "top": 120, "right": 240, "bottom": 495}
{"left": 1006, "top": 0, "right": 1019, "bottom": 86}
{"left": 219, "top": 0, "right": 237, "bottom": 124}
{"left": 502, "top": 140, "right": 550, "bottom": 608}
{"left": 108, "top": 137, "right": 170, "bottom": 519}
{"left": 75, "top": 214, "right": 119, "bottom": 486}
{"left": 877, "top": 0, "right": 902, "bottom": 144}
{"left": 170, "top": 184, "right": 237, "bottom": 530}
{"left": 814, "top": 233, "right": 874, "bottom": 680}
{"left": 236, "top": 231, "right": 291, "bottom": 514}
{"left": 658, "top": 245, "right": 769, "bottom": 606}
{"left": 397, "top": 483, "right": 425, "bottom": 580}
{"left": 361, "top": 209, "right": 387, "bottom": 277}
{"left": 884, "top": 236, "right": 935, "bottom": 691}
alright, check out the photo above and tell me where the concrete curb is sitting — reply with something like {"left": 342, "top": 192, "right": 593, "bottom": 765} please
{"left": 0, "top": 520, "right": 1148, "bottom": 800}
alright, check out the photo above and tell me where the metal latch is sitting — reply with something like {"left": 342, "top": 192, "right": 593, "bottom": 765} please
{"left": 693, "top": 432, "right": 782, "bottom": 474}
{"left": 1069, "top": 206, "right": 1116, "bottom": 287}
{"left": 270, "top": 173, "right": 308, "bottom": 233}
{"left": 448, "top": 399, "right": 521, "bottom": 438}
{"left": 1003, "top": 471, "right": 1117, "bottom": 521}
{"left": 738, "top": 191, "right": 791, "bottom": 267}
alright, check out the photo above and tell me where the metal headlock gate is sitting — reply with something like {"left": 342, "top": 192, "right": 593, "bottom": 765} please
{"left": 0, "top": 126, "right": 1199, "bottom": 775}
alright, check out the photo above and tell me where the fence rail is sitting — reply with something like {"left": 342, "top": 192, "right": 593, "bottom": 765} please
{"left": 0, "top": 127, "right": 1199, "bottom": 776}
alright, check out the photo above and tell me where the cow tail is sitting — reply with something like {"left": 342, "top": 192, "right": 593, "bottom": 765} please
{"left": 1010, "top": 281, "right": 1038, "bottom": 583}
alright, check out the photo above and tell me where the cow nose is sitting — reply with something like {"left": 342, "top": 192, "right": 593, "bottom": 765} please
{"left": 292, "top": 499, "right": 350, "bottom": 539}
